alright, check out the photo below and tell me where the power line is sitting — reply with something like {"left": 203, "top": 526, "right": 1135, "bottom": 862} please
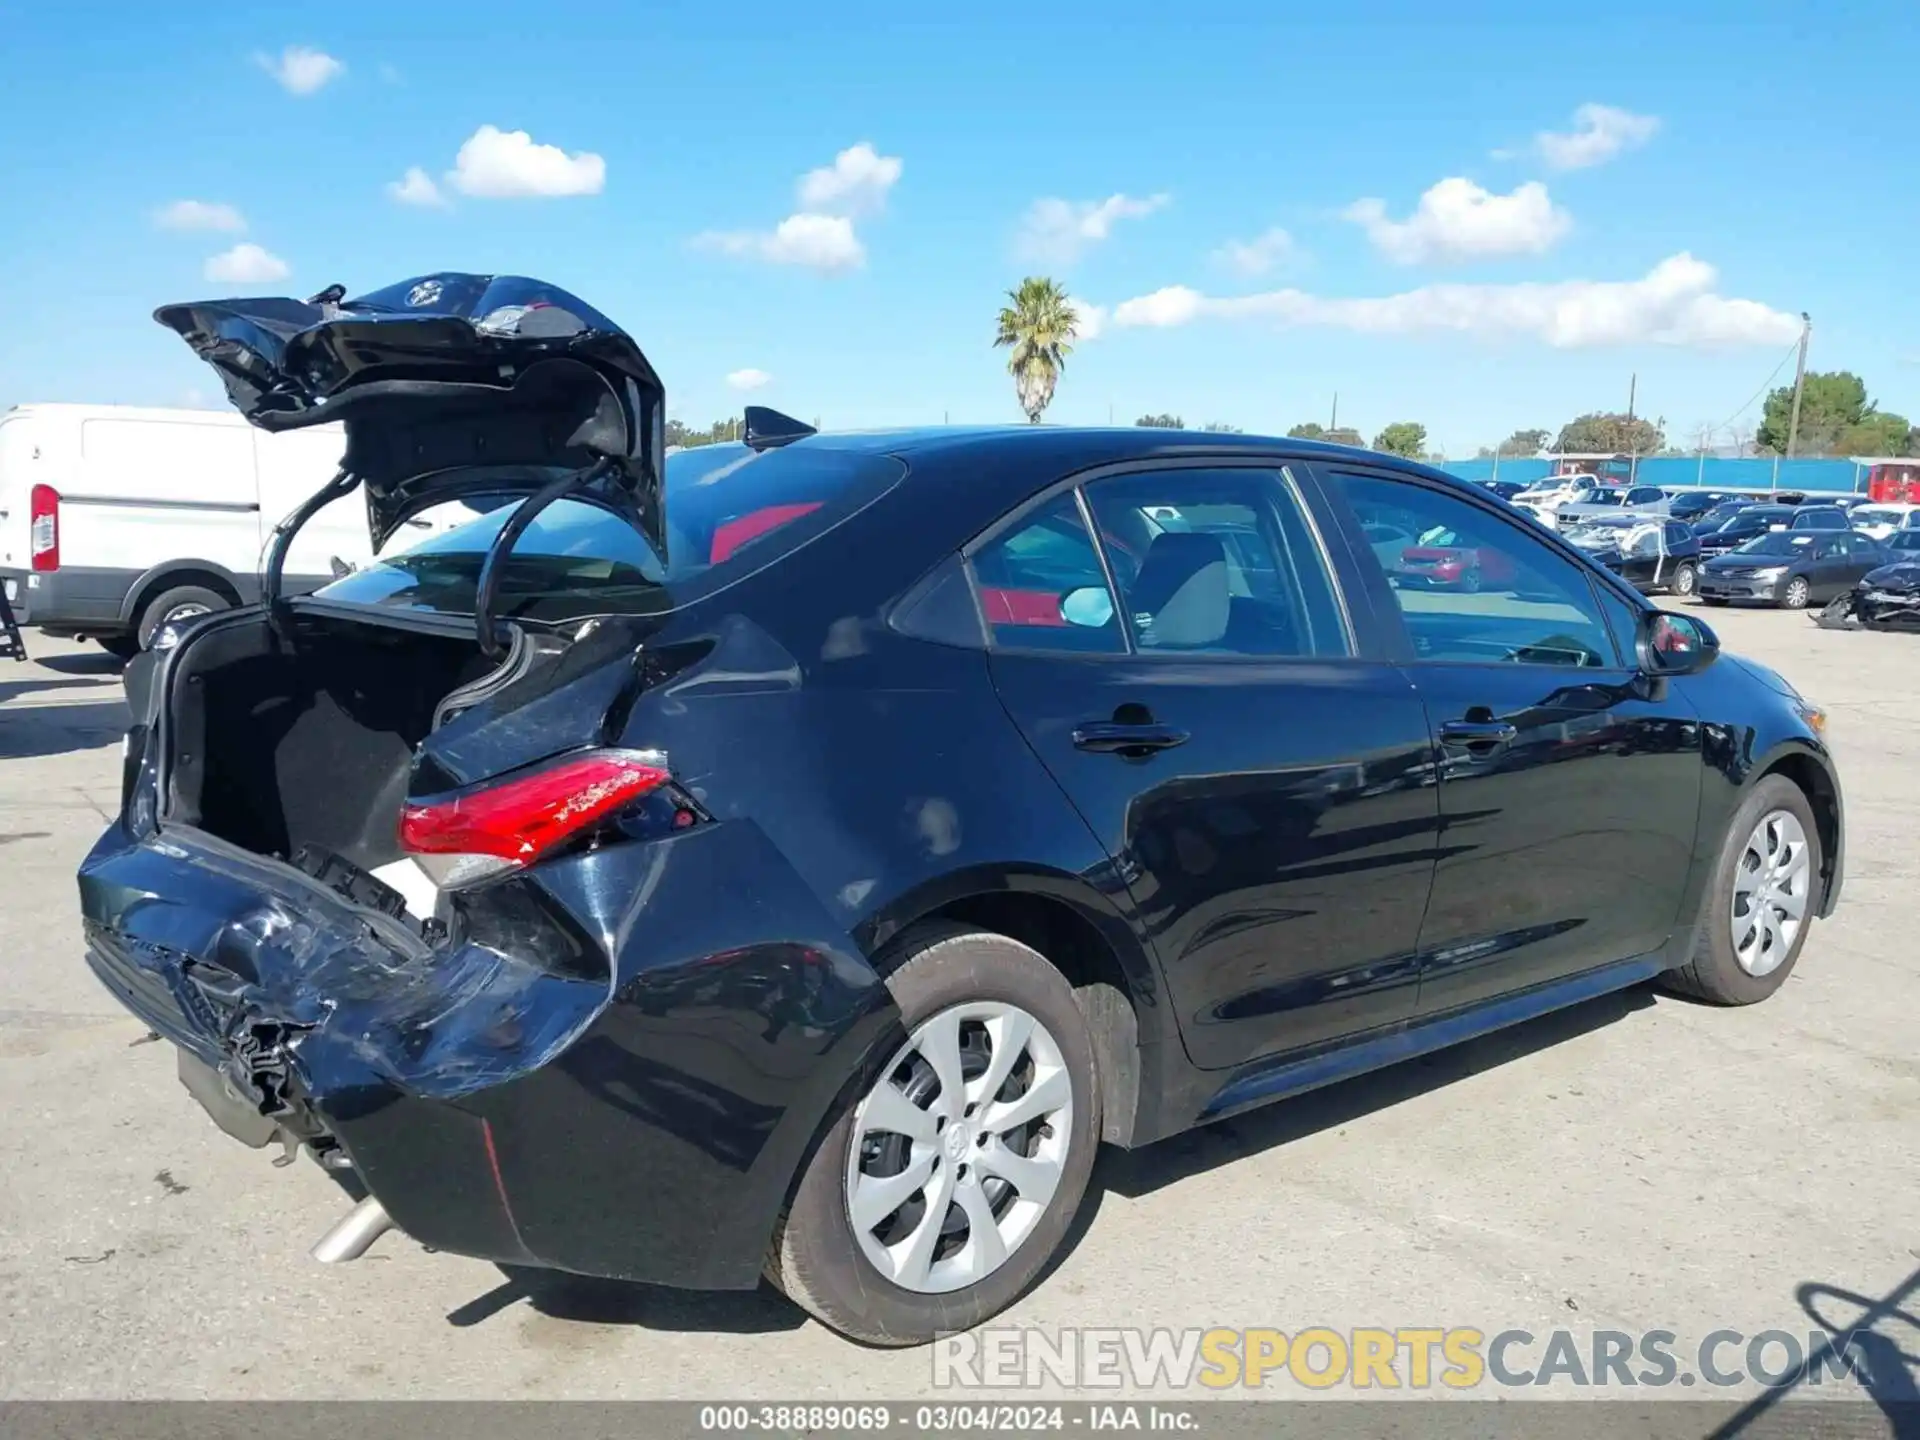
{"left": 1711, "top": 338, "right": 1802, "bottom": 437}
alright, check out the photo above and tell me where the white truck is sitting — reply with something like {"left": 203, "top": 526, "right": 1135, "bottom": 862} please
{"left": 0, "top": 403, "right": 471, "bottom": 655}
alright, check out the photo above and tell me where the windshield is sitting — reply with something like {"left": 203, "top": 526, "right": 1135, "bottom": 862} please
{"left": 1890, "top": 532, "right": 1920, "bottom": 552}
{"left": 315, "top": 442, "right": 906, "bottom": 622}
{"left": 1713, "top": 509, "right": 1789, "bottom": 534}
{"left": 1853, "top": 507, "right": 1905, "bottom": 526}
{"left": 1730, "top": 532, "right": 1819, "bottom": 558}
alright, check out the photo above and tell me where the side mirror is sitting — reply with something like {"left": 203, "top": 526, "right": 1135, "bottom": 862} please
{"left": 1638, "top": 610, "right": 1718, "bottom": 676}
{"left": 1060, "top": 587, "right": 1116, "bottom": 628}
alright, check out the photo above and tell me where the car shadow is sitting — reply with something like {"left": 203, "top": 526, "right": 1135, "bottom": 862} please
{"left": 447, "top": 1266, "right": 804, "bottom": 1336}
{"left": 0, "top": 697, "right": 131, "bottom": 759}
{"left": 0, "top": 674, "right": 119, "bottom": 707}
{"left": 36, "top": 650, "right": 125, "bottom": 677}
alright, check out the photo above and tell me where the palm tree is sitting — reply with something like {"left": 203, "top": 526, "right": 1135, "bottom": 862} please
{"left": 994, "top": 278, "right": 1079, "bottom": 424}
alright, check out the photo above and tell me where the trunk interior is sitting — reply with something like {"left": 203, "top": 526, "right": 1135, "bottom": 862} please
{"left": 163, "top": 612, "right": 492, "bottom": 873}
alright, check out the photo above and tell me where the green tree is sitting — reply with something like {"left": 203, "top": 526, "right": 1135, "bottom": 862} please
{"left": 993, "top": 278, "right": 1080, "bottom": 423}
{"left": 1754, "top": 372, "right": 1914, "bottom": 456}
{"left": 1201, "top": 421, "right": 1243, "bottom": 433}
{"left": 1554, "top": 412, "right": 1665, "bottom": 456}
{"left": 1374, "top": 421, "right": 1427, "bottom": 458}
{"left": 665, "top": 417, "right": 743, "bottom": 448}
{"left": 1497, "top": 427, "right": 1549, "bottom": 457}
{"left": 1136, "top": 413, "right": 1185, "bottom": 428}
{"left": 1286, "top": 422, "right": 1326, "bottom": 440}
{"left": 1326, "top": 427, "right": 1364, "bottom": 447}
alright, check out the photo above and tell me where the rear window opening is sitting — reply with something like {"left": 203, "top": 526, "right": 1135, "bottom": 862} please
{"left": 317, "top": 443, "right": 904, "bottom": 623}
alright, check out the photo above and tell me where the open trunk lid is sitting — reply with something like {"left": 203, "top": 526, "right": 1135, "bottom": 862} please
{"left": 154, "top": 273, "right": 667, "bottom": 559}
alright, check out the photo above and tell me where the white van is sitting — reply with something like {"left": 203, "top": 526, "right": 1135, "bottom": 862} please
{"left": 0, "top": 403, "right": 468, "bottom": 655}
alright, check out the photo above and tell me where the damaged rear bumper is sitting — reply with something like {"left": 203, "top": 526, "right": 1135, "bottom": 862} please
{"left": 78, "top": 817, "right": 894, "bottom": 1290}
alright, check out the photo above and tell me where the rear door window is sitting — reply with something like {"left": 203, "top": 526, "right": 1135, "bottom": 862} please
{"left": 1078, "top": 467, "right": 1350, "bottom": 657}
{"left": 968, "top": 491, "right": 1124, "bottom": 653}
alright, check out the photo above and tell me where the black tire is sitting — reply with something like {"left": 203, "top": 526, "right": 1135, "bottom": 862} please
{"left": 1778, "top": 576, "right": 1812, "bottom": 611}
{"left": 1669, "top": 561, "right": 1698, "bottom": 599}
{"left": 1459, "top": 565, "right": 1483, "bottom": 594}
{"left": 134, "top": 585, "right": 227, "bottom": 648}
{"left": 765, "top": 925, "right": 1103, "bottom": 1346}
{"left": 97, "top": 635, "right": 141, "bottom": 660}
{"left": 1663, "top": 775, "right": 1822, "bottom": 1006}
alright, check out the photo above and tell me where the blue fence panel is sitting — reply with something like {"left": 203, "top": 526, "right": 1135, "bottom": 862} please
{"left": 1438, "top": 456, "right": 1867, "bottom": 494}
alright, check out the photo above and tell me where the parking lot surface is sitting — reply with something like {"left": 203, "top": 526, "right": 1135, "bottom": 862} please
{"left": 1, "top": 612, "right": 1914, "bottom": 1402}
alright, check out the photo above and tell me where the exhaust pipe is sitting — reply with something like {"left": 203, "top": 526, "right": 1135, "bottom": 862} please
{"left": 310, "top": 1196, "right": 394, "bottom": 1263}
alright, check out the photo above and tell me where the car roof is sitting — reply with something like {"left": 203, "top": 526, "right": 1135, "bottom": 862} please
{"left": 785, "top": 423, "right": 1452, "bottom": 481}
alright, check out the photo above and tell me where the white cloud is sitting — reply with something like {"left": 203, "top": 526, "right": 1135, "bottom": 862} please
{"left": 256, "top": 45, "right": 343, "bottom": 96}
{"left": 1213, "top": 226, "right": 1296, "bottom": 276}
{"left": 447, "top": 124, "right": 605, "bottom": 199}
{"left": 1110, "top": 254, "right": 1802, "bottom": 350}
{"left": 727, "top": 368, "right": 773, "bottom": 391}
{"left": 796, "top": 141, "right": 902, "bottom": 217}
{"left": 693, "top": 143, "right": 900, "bottom": 274}
{"left": 1345, "top": 178, "right": 1571, "bottom": 264}
{"left": 1066, "top": 296, "right": 1106, "bottom": 342}
{"left": 387, "top": 166, "right": 448, "bottom": 208}
{"left": 695, "top": 213, "right": 865, "bottom": 273}
{"left": 154, "top": 199, "right": 245, "bottom": 233}
{"left": 1535, "top": 104, "right": 1661, "bottom": 171}
{"left": 204, "top": 243, "right": 290, "bottom": 285}
{"left": 1016, "top": 192, "right": 1169, "bottom": 265}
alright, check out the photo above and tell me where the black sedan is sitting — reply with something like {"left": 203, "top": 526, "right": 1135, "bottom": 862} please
{"left": 78, "top": 272, "right": 1846, "bottom": 1347}
{"left": 1698, "top": 529, "right": 1888, "bottom": 608}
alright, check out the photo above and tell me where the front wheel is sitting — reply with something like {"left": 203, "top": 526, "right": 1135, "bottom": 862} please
{"left": 1668, "top": 561, "right": 1698, "bottom": 599}
{"left": 766, "top": 926, "right": 1102, "bottom": 1346}
{"left": 1779, "top": 576, "right": 1812, "bottom": 610}
{"left": 1664, "top": 775, "right": 1822, "bottom": 1005}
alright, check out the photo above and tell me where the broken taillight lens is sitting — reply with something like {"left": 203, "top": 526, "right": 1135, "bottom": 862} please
{"left": 399, "top": 748, "right": 670, "bottom": 886}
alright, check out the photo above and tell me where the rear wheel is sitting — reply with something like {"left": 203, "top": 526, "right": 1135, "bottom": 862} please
{"left": 766, "top": 926, "right": 1102, "bottom": 1346}
{"left": 97, "top": 635, "right": 141, "bottom": 660}
{"left": 135, "top": 585, "right": 228, "bottom": 648}
{"left": 1664, "top": 775, "right": 1821, "bottom": 1005}
{"left": 1779, "top": 576, "right": 1812, "bottom": 610}
{"left": 1669, "top": 561, "right": 1698, "bottom": 599}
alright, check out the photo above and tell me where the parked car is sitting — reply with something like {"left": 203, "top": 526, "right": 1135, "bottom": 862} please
{"left": 1698, "top": 529, "right": 1887, "bottom": 609}
{"left": 1813, "top": 531, "right": 1920, "bottom": 631}
{"left": 1694, "top": 503, "right": 1844, "bottom": 556}
{"left": 1848, "top": 503, "right": 1920, "bottom": 542}
{"left": 1553, "top": 483, "right": 1670, "bottom": 526}
{"left": 1388, "top": 525, "right": 1519, "bottom": 591}
{"left": 0, "top": 403, "right": 479, "bottom": 656}
{"left": 1475, "top": 478, "right": 1528, "bottom": 501}
{"left": 1564, "top": 515, "right": 1702, "bottom": 598}
{"left": 80, "top": 272, "right": 1846, "bottom": 1348}
{"left": 1690, "top": 499, "right": 1754, "bottom": 535}
{"left": 1667, "top": 491, "right": 1743, "bottom": 523}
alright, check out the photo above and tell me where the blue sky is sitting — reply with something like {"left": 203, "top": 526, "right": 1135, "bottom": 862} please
{"left": 2, "top": 0, "right": 1915, "bottom": 455}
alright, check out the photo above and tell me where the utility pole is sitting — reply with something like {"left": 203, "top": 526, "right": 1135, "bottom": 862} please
{"left": 1626, "top": 372, "right": 1637, "bottom": 424}
{"left": 1785, "top": 312, "right": 1812, "bottom": 458}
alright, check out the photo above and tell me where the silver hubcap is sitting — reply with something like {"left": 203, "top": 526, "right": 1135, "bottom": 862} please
{"left": 1675, "top": 565, "right": 1695, "bottom": 594}
{"left": 1731, "top": 809, "right": 1811, "bottom": 977}
{"left": 1785, "top": 580, "right": 1808, "bottom": 607}
{"left": 844, "top": 1001, "right": 1073, "bottom": 1294}
{"left": 163, "top": 602, "right": 210, "bottom": 625}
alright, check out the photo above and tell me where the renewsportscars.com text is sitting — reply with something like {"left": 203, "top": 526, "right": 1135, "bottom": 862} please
{"left": 932, "top": 1326, "right": 1879, "bottom": 1392}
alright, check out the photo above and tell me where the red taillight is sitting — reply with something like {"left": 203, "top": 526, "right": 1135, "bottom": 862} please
{"left": 29, "top": 485, "right": 58, "bottom": 572}
{"left": 399, "top": 749, "right": 670, "bottom": 874}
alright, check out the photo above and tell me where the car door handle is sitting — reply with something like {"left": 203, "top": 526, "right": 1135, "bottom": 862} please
{"left": 1072, "top": 722, "right": 1190, "bottom": 755}
{"left": 1439, "top": 719, "right": 1518, "bottom": 748}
